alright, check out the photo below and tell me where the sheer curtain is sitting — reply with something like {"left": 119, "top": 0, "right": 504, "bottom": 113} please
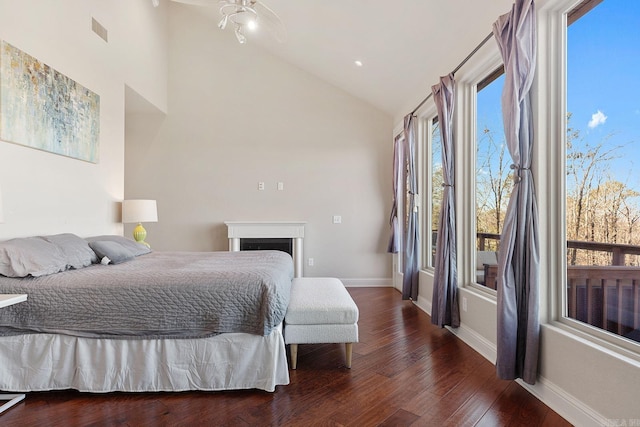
{"left": 493, "top": 0, "right": 540, "bottom": 385}
{"left": 402, "top": 114, "right": 420, "bottom": 301}
{"left": 430, "top": 74, "right": 460, "bottom": 328}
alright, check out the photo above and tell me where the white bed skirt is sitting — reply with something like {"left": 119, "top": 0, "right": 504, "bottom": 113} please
{"left": 0, "top": 325, "right": 289, "bottom": 393}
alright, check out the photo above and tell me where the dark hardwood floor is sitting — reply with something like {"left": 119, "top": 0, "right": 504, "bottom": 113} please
{"left": 1, "top": 287, "right": 571, "bottom": 426}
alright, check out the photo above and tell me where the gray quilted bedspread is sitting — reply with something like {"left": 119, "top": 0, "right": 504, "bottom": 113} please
{"left": 0, "top": 250, "right": 293, "bottom": 339}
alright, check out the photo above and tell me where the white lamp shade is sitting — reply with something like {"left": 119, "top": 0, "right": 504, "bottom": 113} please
{"left": 122, "top": 199, "right": 158, "bottom": 223}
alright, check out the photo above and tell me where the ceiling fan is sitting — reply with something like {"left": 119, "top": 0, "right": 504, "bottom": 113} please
{"left": 170, "top": 0, "right": 287, "bottom": 44}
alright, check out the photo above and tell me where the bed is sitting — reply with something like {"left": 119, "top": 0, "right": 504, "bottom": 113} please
{"left": 0, "top": 234, "right": 293, "bottom": 393}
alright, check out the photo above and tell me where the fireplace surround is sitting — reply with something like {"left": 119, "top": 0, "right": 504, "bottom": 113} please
{"left": 224, "top": 221, "right": 306, "bottom": 277}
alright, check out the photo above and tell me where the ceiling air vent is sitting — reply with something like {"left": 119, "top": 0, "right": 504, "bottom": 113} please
{"left": 91, "top": 17, "right": 108, "bottom": 42}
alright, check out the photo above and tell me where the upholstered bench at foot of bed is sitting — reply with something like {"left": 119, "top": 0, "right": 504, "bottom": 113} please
{"left": 284, "top": 277, "right": 359, "bottom": 369}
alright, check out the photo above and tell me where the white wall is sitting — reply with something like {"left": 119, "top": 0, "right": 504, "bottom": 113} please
{"left": 124, "top": 3, "right": 393, "bottom": 283}
{"left": 0, "top": 0, "right": 167, "bottom": 240}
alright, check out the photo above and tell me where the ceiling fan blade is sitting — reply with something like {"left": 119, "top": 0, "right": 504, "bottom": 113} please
{"left": 251, "top": 0, "right": 287, "bottom": 43}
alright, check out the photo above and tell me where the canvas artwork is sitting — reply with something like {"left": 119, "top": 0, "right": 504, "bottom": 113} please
{"left": 0, "top": 40, "right": 100, "bottom": 163}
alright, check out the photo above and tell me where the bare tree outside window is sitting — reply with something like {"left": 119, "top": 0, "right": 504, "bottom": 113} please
{"left": 431, "top": 118, "right": 442, "bottom": 267}
{"left": 475, "top": 72, "right": 508, "bottom": 287}
{"left": 565, "top": 0, "right": 640, "bottom": 342}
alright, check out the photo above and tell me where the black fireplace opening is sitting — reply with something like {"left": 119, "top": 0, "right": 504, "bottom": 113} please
{"left": 240, "top": 238, "right": 293, "bottom": 256}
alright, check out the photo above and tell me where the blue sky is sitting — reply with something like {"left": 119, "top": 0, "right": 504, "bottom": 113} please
{"left": 477, "top": 0, "right": 640, "bottom": 190}
{"left": 568, "top": 0, "right": 640, "bottom": 187}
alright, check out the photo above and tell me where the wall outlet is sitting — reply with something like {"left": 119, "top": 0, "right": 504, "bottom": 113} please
{"left": 258, "top": 182, "right": 265, "bottom": 190}
{"left": 332, "top": 215, "right": 342, "bottom": 224}
{"left": 308, "top": 257, "right": 314, "bottom": 266}
{"left": 462, "top": 297, "right": 468, "bottom": 312}
{"left": 277, "top": 182, "right": 284, "bottom": 191}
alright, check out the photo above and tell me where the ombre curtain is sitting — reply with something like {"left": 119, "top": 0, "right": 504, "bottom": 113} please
{"left": 402, "top": 114, "right": 420, "bottom": 300}
{"left": 387, "top": 133, "right": 403, "bottom": 254}
{"left": 431, "top": 74, "right": 460, "bottom": 328}
{"left": 493, "top": 0, "right": 540, "bottom": 385}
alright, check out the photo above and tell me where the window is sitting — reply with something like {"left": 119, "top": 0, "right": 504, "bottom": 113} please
{"left": 475, "top": 69, "right": 507, "bottom": 288}
{"left": 565, "top": 0, "right": 640, "bottom": 343}
{"left": 430, "top": 117, "right": 442, "bottom": 267}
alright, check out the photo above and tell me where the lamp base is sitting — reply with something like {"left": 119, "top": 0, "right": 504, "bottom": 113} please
{"left": 132, "top": 223, "right": 150, "bottom": 248}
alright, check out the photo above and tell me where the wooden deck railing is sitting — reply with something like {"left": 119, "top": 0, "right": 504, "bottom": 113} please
{"left": 478, "top": 232, "right": 640, "bottom": 265}
{"left": 477, "top": 232, "right": 640, "bottom": 340}
{"left": 483, "top": 264, "right": 640, "bottom": 339}
{"left": 477, "top": 232, "right": 501, "bottom": 251}
{"left": 566, "top": 266, "right": 640, "bottom": 337}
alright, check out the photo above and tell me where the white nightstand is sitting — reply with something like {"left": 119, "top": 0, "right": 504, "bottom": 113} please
{"left": 0, "top": 294, "right": 27, "bottom": 415}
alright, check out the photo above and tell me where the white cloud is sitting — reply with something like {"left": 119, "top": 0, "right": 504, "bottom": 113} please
{"left": 588, "top": 110, "right": 607, "bottom": 129}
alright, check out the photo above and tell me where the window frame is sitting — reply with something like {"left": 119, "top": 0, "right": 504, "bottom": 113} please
{"left": 415, "top": 104, "right": 438, "bottom": 271}
{"left": 423, "top": 113, "right": 441, "bottom": 270}
{"left": 474, "top": 65, "right": 507, "bottom": 291}
{"left": 539, "top": 0, "right": 640, "bottom": 358}
{"left": 455, "top": 38, "right": 504, "bottom": 293}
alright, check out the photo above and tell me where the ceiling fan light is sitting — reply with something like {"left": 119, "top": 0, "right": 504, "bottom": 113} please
{"left": 213, "top": 0, "right": 285, "bottom": 44}
{"left": 229, "top": 9, "right": 257, "bottom": 26}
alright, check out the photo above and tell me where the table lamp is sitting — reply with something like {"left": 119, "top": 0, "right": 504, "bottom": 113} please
{"left": 122, "top": 199, "right": 157, "bottom": 247}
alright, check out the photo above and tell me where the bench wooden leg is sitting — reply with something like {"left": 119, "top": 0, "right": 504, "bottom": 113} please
{"left": 290, "top": 344, "right": 298, "bottom": 370}
{"left": 345, "top": 343, "right": 353, "bottom": 368}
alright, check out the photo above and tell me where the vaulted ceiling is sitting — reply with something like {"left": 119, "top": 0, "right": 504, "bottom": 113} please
{"left": 170, "top": 0, "right": 516, "bottom": 119}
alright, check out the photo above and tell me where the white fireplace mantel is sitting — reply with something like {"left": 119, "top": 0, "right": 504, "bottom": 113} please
{"left": 224, "top": 221, "right": 306, "bottom": 277}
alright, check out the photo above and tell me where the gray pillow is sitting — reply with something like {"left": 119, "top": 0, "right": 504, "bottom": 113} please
{"left": 88, "top": 241, "right": 135, "bottom": 265}
{"left": 0, "top": 237, "right": 67, "bottom": 277}
{"left": 85, "top": 235, "right": 151, "bottom": 257}
{"left": 42, "top": 233, "right": 98, "bottom": 268}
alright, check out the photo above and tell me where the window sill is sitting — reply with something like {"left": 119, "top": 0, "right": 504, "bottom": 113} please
{"left": 545, "top": 319, "right": 640, "bottom": 366}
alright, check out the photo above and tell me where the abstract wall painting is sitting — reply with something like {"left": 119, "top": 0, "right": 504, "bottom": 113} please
{"left": 0, "top": 40, "right": 100, "bottom": 163}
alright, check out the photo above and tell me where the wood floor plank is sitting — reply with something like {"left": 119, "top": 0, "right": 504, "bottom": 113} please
{"left": 441, "top": 366, "right": 512, "bottom": 426}
{"left": 377, "top": 409, "right": 420, "bottom": 427}
{"left": 476, "top": 381, "right": 568, "bottom": 427}
{"left": 0, "top": 287, "right": 571, "bottom": 426}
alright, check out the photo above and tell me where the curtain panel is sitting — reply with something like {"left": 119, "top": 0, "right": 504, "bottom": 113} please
{"left": 493, "top": 0, "right": 540, "bottom": 385}
{"left": 402, "top": 114, "right": 420, "bottom": 300}
{"left": 430, "top": 74, "right": 460, "bottom": 328}
{"left": 387, "top": 133, "right": 403, "bottom": 254}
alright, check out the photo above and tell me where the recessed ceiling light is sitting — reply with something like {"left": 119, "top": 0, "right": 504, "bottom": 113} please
{"left": 354, "top": 60, "right": 363, "bottom": 67}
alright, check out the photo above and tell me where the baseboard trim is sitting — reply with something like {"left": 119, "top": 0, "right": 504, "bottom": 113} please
{"left": 517, "top": 377, "right": 607, "bottom": 427}
{"left": 410, "top": 295, "right": 605, "bottom": 425}
{"left": 448, "top": 323, "right": 497, "bottom": 364}
{"left": 340, "top": 278, "right": 392, "bottom": 288}
{"left": 414, "top": 293, "right": 432, "bottom": 316}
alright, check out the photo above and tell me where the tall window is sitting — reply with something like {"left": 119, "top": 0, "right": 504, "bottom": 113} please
{"left": 566, "top": 0, "right": 640, "bottom": 343}
{"left": 430, "top": 117, "right": 442, "bottom": 267}
{"left": 475, "top": 69, "right": 507, "bottom": 288}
